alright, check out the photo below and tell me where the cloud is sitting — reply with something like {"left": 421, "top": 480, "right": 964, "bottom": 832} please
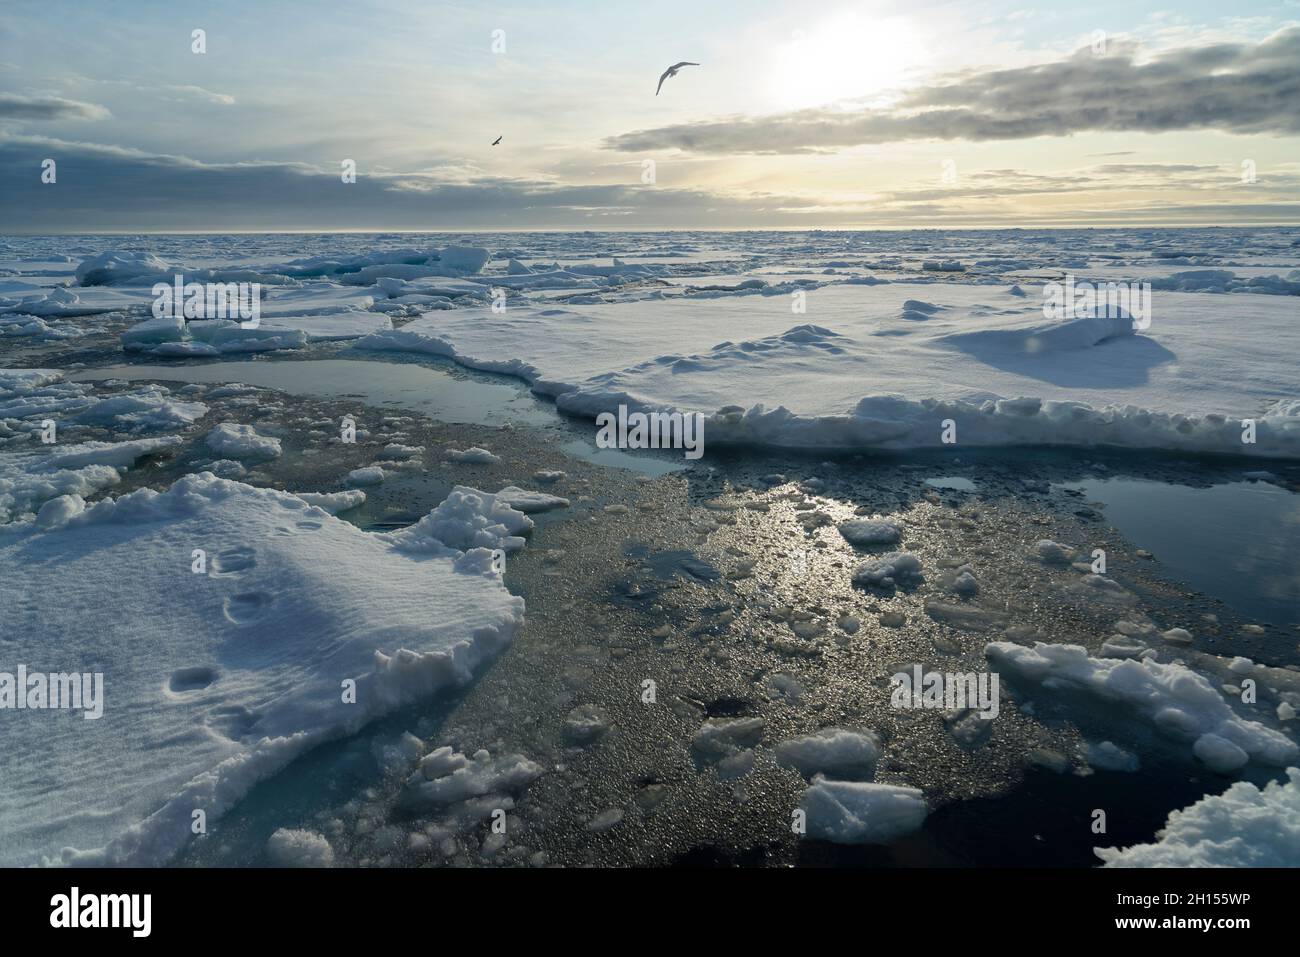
{"left": 877, "top": 163, "right": 1300, "bottom": 204}
{"left": 3, "top": 134, "right": 1292, "bottom": 231}
{"left": 0, "top": 93, "right": 111, "bottom": 121}
{"left": 604, "top": 27, "right": 1300, "bottom": 154}
{"left": 159, "top": 86, "right": 236, "bottom": 106}
{"left": 0, "top": 134, "right": 821, "bottom": 231}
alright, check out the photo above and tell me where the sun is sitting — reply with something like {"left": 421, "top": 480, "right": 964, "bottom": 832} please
{"left": 768, "top": 13, "right": 928, "bottom": 111}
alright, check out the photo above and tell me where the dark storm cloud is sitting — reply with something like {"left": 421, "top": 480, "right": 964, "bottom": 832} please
{"left": 0, "top": 135, "right": 816, "bottom": 231}
{"left": 0, "top": 93, "right": 111, "bottom": 121}
{"left": 604, "top": 27, "right": 1300, "bottom": 154}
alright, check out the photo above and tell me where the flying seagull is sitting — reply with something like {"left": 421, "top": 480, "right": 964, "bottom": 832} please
{"left": 492, "top": 135, "right": 502, "bottom": 146}
{"left": 656, "top": 61, "right": 699, "bottom": 95}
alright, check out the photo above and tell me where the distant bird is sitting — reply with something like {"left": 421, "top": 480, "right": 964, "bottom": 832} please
{"left": 492, "top": 135, "right": 503, "bottom": 146}
{"left": 656, "top": 61, "right": 699, "bottom": 95}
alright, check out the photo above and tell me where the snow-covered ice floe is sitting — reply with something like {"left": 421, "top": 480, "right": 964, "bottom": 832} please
{"left": 0, "top": 475, "right": 529, "bottom": 866}
{"left": 1, "top": 368, "right": 206, "bottom": 436}
{"left": 14, "top": 234, "right": 1296, "bottom": 456}
{"left": 0, "top": 437, "right": 183, "bottom": 525}
{"left": 986, "top": 642, "right": 1298, "bottom": 773}
{"left": 354, "top": 283, "right": 1300, "bottom": 457}
{"left": 798, "top": 776, "right": 928, "bottom": 844}
{"left": 1096, "top": 768, "right": 1300, "bottom": 867}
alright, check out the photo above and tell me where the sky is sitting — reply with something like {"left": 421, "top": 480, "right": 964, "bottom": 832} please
{"left": 1, "top": 0, "right": 1297, "bottom": 231}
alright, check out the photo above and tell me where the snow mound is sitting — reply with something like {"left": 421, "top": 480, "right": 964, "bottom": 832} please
{"left": 900, "top": 299, "right": 943, "bottom": 321}
{"left": 75, "top": 250, "right": 171, "bottom": 286}
{"left": 205, "top": 422, "right": 281, "bottom": 460}
{"left": 1097, "top": 768, "right": 1300, "bottom": 867}
{"left": 437, "top": 246, "right": 491, "bottom": 274}
{"left": 388, "top": 486, "right": 533, "bottom": 554}
{"left": 939, "top": 313, "right": 1137, "bottom": 355}
{"left": 293, "top": 490, "right": 366, "bottom": 514}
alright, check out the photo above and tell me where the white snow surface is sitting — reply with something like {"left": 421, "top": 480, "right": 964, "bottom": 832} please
{"left": 987, "top": 641, "right": 1298, "bottom": 772}
{"left": 1096, "top": 768, "right": 1300, "bottom": 867}
{"left": 0, "top": 473, "right": 528, "bottom": 866}
{"left": 8, "top": 231, "right": 1298, "bottom": 456}
{"left": 838, "top": 519, "right": 903, "bottom": 547}
{"left": 292, "top": 490, "right": 366, "bottom": 514}
{"left": 0, "top": 436, "right": 182, "bottom": 524}
{"left": 492, "top": 486, "right": 570, "bottom": 513}
{"left": 355, "top": 283, "right": 1299, "bottom": 457}
{"left": 266, "top": 828, "right": 335, "bottom": 867}
{"left": 205, "top": 422, "right": 281, "bottom": 460}
{"left": 798, "top": 776, "right": 929, "bottom": 844}
{"left": 775, "top": 728, "right": 880, "bottom": 778}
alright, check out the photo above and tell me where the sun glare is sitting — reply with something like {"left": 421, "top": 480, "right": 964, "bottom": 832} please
{"left": 768, "top": 13, "right": 928, "bottom": 110}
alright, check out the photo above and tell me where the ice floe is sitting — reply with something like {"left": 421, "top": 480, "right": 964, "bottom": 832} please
{"left": 775, "top": 728, "right": 879, "bottom": 779}
{"left": 852, "top": 552, "right": 924, "bottom": 588}
{"left": 266, "top": 828, "right": 335, "bottom": 867}
{"left": 838, "top": 518, "right": 903, "bottom": 547}
{"left": 354, "top": 281, "right": 1299, "bottom": 457}
{"left": 205, "top": 422, "right": 281, "bottom": 460}
{"left": 798, "top": 777, "right": 928, "bottom": 844}
{"left": 1096, "top": 768, "right": 1300, "bottom": 867}
{"left": 292, "top": 490, "right": 366, "bottom": 514}
{"left": 0, "top": 436, "right": 181, "bottom": 524}
{"left": 0, "top": 474, "right": 528, "bottom": 866}
{"left": 493, "top": 486, "right": 570, "bottom": 513}
{"left": 986, "top": 642, "right": 1298, "bottom": 773}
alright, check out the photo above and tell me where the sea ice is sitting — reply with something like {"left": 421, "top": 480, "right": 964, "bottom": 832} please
{"left": 0, "top": 436, "right": 182, "bottom": 523}
{"left": 266, "top": 828, "right": 335, "bottom": 867}
{"left": 400, "top": 748, "right": 543, "bottom": 807}
{"left": 346, "top": 466, "right": 386, "bottom": 486}
{"left": 838, "top": 518, "right": 903, "bottom": 547}
{"left": 1081, "top": 740, "right": 1141, "bottom": 772}
{"left": 355, "top": 280, "right": 1299, "bottom": 457}
{"left": 798, "top": 776, "right": 928, "bottom": 844}
{"left": 852, "top": 552, "right": 923, "bottom": 587}
{"left": 293, "top": 490, "right": 366, "bottom": 514}
{"left": 1096, "top": 769, "right": 1300, "bottom": 867}
{"left": 205, "top": 422, "right": 282, "bottom": 460}
{"left": 775, "top": 728, "right": 879, "bottom": 779}
{"left": 986, "top": 641, "right": 1298, "bottom": 772}
{"left": 493, "top": 486, "right": 570, "bottom": 513}
{"left": 446, "top": 446, "right": 501, "bottom": 464}
{"left": 0, "top": 474, "right": 528, "bottom": 866}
